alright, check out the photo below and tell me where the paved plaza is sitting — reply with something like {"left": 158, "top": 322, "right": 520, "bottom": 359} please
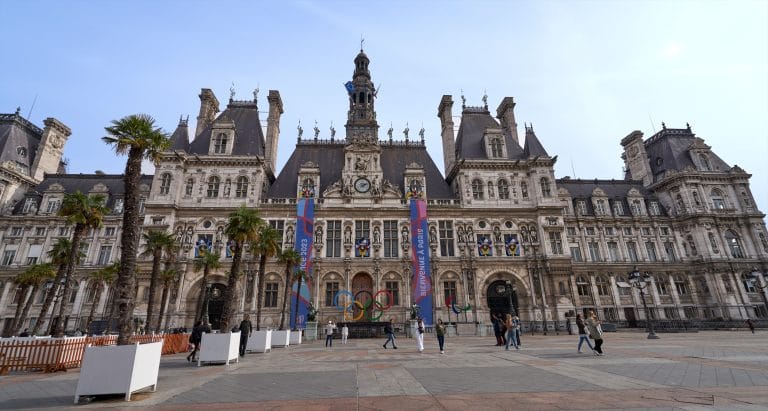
{"left": 1, "top": 330, "right": 768, "bottom": 410}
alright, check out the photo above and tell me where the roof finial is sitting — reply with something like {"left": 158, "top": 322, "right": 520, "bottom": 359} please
{"left": 15, "top": 106, "right": 21, "bottom": 115}
{"left": 297, "top": 119, "right": 303, "bottom": 141}
{"left": 330, "top": 121, "right": 336, "bottom": 141}
{"left": 482, "top": 89, "right": 488, "bottom": 110}
{"left": 419, "top": 123, "right": 425, "bottom": 144}
{"left": 460, "top": 89, "right": 466, "bottom": 109}
{"left": 403, "top": 122, "right": 409, "bottom": 142}
{"left": 253, "top": 84, "right": 259, "bottom": 102}
{"left": 313, "top": 120, "right": 320, "bottom": 140}
{"left": 360, "top": 35, "right": 365, "bottom": 52}
{"left": 662, "top": 121, "right": 666, "bottom": 130}
{"left": 388, "top": 122, "right": 393, "bottom": 142}
{"left": 229, "top": 82, "right": 236, "bottom": 101}
{"left": 686, "top": 122, "right": 691, "bottom": 132}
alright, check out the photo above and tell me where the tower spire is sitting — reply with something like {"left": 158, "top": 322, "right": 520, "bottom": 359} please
{"left": 345, "top": 48, "right": 379, "bottom": 143}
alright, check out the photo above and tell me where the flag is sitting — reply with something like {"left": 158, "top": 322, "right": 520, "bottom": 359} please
{"left": 344, "top": 81, "right": 356, "bottom": 94}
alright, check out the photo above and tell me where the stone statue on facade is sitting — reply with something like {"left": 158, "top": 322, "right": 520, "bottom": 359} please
{"left": 297, "top": 121, "right": 303, "bottom": 139}
{"left": 315, "top": 225, "right": 324, "bottom": 244}
{"left": 313, "top": 120, "right": 320, "bottom": 139}
{"left": 403, "top": 123, "right": 409, "bottom": 139}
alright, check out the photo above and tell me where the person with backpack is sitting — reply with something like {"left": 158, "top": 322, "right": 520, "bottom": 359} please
{"left": 382, "top": 318, "right": 398, "bottom": 349}
{"left": 586, "top": 311, "right": 604, "bottom": 356}
{"left": 575, "top": 313, "right": 595, "bottom": 354}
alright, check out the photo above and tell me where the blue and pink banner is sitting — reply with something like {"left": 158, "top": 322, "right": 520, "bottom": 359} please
{"left": 409, "top": 199, "right": 433, "bottom": 325}
{"left": 290, "top": 198, "right": 314, "bottom": 329}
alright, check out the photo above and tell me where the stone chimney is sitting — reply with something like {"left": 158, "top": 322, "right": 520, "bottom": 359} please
{"left": 496, "top": 97, "right": 520, "bottom": 147}
{"left": 31, "top": 117, "right": 71, "bottom": 181}
{"left": 264, "top": 90, "right": 284, "bottom": 174}
{"left": 195, "top": 88, "right": 220, "bottom": 138}
{"left": 621, "top": 130, "right": 652, "bottom": 185}
{"left": 437, "top": 95, "right": 456, "bottom": 176}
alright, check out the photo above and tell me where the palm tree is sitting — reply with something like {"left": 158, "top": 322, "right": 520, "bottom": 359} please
{"left": 103, "top": 113, "right": 170, "bottom": 345}
{"left": 140, "top": 230, "right": 175, "bottom": 333}
{"left": 32, "top": 238, "right": 79, "bottom": 335}
{"left": 192, "top": 250, "right": 221, "bottom": 322}
{"left": 252, "top": 225, "right": 280, "bottom": 331}
{"left": 84, "top": 262, "right": 117, "bottom": 334}
{"left": 5, "top": 272, "right": 32, "bottom": 337}
{"left": 220, "top": 206, "right": 263, "bottom": 332}
{"left": 14, "top": 263, "right": 55, "bottom": 336}
{"left": 277, "top": 249, "right": 301, "bottom": 330}
{"left": 292, "top": 269, "right": 310, "bottom": 331}
{"left": 54, "top": 191, "right": 109, "bottom": 337}
{"left": 155, "top": 268, "right": 178, "bottom": 334}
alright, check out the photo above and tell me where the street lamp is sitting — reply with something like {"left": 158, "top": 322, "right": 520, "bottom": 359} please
{"left": 522, "top": 226, "right": 547, "bottom": 335}
{"left": 628, "top": 266, "right": 659, "bottom": 339}
{"left": 201, "top": 284, "right": 212, "bottom": 324}
{"left": 747, "top": 268, "right": 768, "bottom": 317}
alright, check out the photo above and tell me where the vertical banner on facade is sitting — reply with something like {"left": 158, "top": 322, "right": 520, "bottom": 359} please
{"left": 290, "top": 198, "right": 314, "bottom": 329}
{"left": 409, "top": 199, "right": 433, "bottom": 325}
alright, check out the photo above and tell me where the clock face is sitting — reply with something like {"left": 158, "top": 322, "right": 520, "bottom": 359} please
{"left": 354, "top": 178, "right": 371, "bottom": 193}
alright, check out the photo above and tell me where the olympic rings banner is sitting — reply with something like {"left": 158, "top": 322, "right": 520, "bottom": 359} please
{"left": 333, "top": 289, "right": 394, "bottom": 321}
{"left": 290, "top": 198, "right": 314, "bottom": 330}
{"left": 410, "top": 198, "right": 433, "bottom": 325}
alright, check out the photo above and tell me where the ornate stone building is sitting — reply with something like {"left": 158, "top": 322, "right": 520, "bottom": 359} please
{"left": 1, "top": 50, "right": 766, "bottom": 334}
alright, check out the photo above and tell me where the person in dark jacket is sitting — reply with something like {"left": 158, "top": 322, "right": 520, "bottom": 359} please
{"left": 382, "top": 318, "right": 397, "bottom": 349}
{"left": 239, "top": 314, "right": 253, "bottom": 356}
{"left": 187, "top": 320, "right": 203, "bottom": 362}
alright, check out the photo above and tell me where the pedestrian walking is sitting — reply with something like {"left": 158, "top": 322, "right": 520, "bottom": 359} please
{"left": 585, "top": 311, "right": 604, "bottom": 356}
{"left": 435, "top": 319, "right": 446, "bottom": 354}
{"left": 747, "top": 319, "right": 755, "bottom": 334}
{"left": 238, "top": 314, "right": 252, "bottom": 356}
{"left": 187, "top": 320, "right": 210, "bottom": 362}
{"left": 512, "top": 315, "right": 522, "bottom": 347}
{"left": 324, "top": 320, "right": 337, "bottom": 348}
{"left": 492, "top": 313, "right": 506, "bottom": 346}
{"left": 416, "top": 317, "right": 425, "bottom": 352}
{"left": 341, "top": 323, "right": 349, "bottom": 344}
{"left": 382, "top": 318, "right": 398, "bottom": 349}
{"left": 575, "top": 313, "right": 595, "bottom": 354}
{"left": 504, "top": 314, "right": 519, "bottom": 350}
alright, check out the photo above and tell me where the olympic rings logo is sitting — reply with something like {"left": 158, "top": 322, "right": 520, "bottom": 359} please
{"left": 333, "top": 290, "right": 394, "bottom": 321}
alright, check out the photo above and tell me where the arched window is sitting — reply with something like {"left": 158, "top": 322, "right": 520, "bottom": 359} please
{"left": 235, "top": 176, "right": 249, "bottom": 198}
{"left": 471, "top": 179, "right": 484, "bottom": 200}
{"left": 655, "top": 275, "right": 668, "bottom": 295}
{"left": 207, "top": 176, "right": 220, "bottom": 198}
{"left": 595, "top": 275, "right": 610, "bottom": 296}
{"left": 540, "top": 177, "right": 551, "bottom": 198}
{"left": 724, "top": 230, "right": 745, "bottom": 258}
{"left": 576, "top": 276, "right": 591, "bottom": 296}
{"left": 708, "top": 232, "right": 719, "bottom": 253}
{"left": 674, "top": 275, "right": 689, "bottom": 295}
{"left": 497, "top": 179, "right": 510, "bottom": 200}
{"left": 521, "top": 182, "right": 529, "bottom": 199}
{"left": 710, "top": 189, "right": 725, "bottom": 210}
{"left": 698, "top": 153, "right": 712, "bottom": 171}
{"left": 213, "top": 133, "right": 228, "bottom": 154}
{"left": 159, "top": 173, "right": 171, "bottom": 195}
{"left": 185, "top": 178, "right": 194, "bottom": 196}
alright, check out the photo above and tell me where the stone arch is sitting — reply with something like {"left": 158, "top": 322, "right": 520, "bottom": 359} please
{"left": 481, "top": 270, "right": 531, "bottom": 301}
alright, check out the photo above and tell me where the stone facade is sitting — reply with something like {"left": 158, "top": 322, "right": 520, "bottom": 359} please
{"left": 0, "top": 50, "right": 766, "bottom": 334}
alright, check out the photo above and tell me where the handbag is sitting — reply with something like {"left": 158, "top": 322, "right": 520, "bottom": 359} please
{"left": 418, "top": 326, "right": 424, "bottom": 334}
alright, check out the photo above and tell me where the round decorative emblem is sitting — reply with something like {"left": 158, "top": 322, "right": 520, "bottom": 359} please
{"left": 354, "top": 178, "right": 370, "bottom": 193}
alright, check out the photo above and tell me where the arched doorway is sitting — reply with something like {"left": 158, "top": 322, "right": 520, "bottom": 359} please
{"left": 205, "top": 283, "right": 226, "bottom": 330}
{"left": 351, "top": 273, "right": 373, "bottom": 321}
{"left": 487, "top": 280, "right": 519, "bottom": 319}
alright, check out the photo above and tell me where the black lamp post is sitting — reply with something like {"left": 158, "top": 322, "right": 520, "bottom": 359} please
{"left": 628, "top": 266, "right": 659, "bottom": 339}
{"left": 201, "top": 284, "right": 212, "bottom": 324}
{"left": 522, "top": 226, "right": 547, "bottom": 335}
{"left": 747, "top": 268, "right": 768, "bottom": 316}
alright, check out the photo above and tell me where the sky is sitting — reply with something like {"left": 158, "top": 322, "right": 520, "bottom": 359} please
{"left": 1, "top": 1, "right": 767, "bottom": 211}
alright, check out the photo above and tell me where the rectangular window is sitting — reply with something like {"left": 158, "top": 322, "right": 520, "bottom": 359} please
{"left": 22, "top": 198, "right": 36, "bottom": 213}
{"left": 383, "top": 220, "right": 398, "bottom": 258}
{"left": 566, "top": 227, "right": 577, "bottom": 236}
{"left": 664, "top": 307, "right": 679, "bottom": 319}
{"left": 264, "top": 282, "right": 279, "bottom": 307}
{"left": 325, "top": 221, "right": 342, "bottom": 258}
{"left": 45, "top": 199, "right": 61, "bottom": 214}
{"left": 664, "top": 241, "right": 677, "bottom": 262}
{"left": 607, "top": 242, "right": 620, "bottom": 262}
{"left": 586, "top": 227, "right": 595, "bottom": 236}
{"left": 58, "top": 227, "right": 70, "bottom": 237}
{"left": 269, "top": 220, "right": 285, "bottom": 249}
{"left": 11, "top": 227, "right": 23, "bottom": 237}
{"left": 113, "top": 198, "right": 124, "bottom": 214}
{"left": 104, "top": 227, "right": 116, "bottom": 236}
{"left": 26, "top": 257, "right": 38, "bottom": 265}
{"left": 443, "top": 281, "right": 457, "bottom": 305}
{"left": 626, "top": 242, "right": 639, "bottom": 262}
{"left": 588, "top": 242, "right": 601, "bottom": 262}
{"left": 325, "top": 282, "right": 340, "bottom": 306}
{"left": 641, "top": 227, "right": 651, "bottom": 236}
{"left": 576, "top": 200, "right": 587, "bottom": 215}
{"left": 649, "top": 201, "right": 661, "bottom": 216}
{"left": 603, "top": 308, "right": 618, "bottom": 321}
{"left": 2, "top": 250, "right": 16, "bottom": 266}
{"left": 549, "top": 232, "right": 563, "bottom": 254}
{"left": 604, "top": 227, "right": 614, "bottom": 236}
{"left": 623, "top": 227, "right": 632, "bottom": 236}
{"left": 570, "top": 246, "right": 583, "bottom": 262}
{"left": 613, "top": 201, "right": 624, "bottom": 216}
{"left": 645, "top": 242, "right": 658, "bottom": 262}
{"left": 385, "top": 281, "right": 400, "bottom": 306}
{"left": 439, "top": 220, "right": 455, "bottom": 257}
{"left": 97, "top": 245, "right": 112, "bottom": 265}
{"left": 660, "top": 227, "right": 670, "bottom": 236}
{"left": 355, "top": 220, "right": 370, "bottom": 240}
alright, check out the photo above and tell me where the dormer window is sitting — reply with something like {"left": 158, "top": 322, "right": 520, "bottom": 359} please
{"left": 489, "top": 137, "right": 504, "bottom": 158}
{"left": 594, "top": 199, "right": 606, "bottom": 215}
{"left": 113, "top": 198, "right": 124, "bottom": 214}
{"left": 301, "top": 178, "right": 315, "bottom": 198}
{"left": 649, "top": 201, "right": 661, "bottom": 216}
{"left": 576, "top": 200, "right": 587, "bottom": 215}
{"left": 22, "top": 198, "right": 36, "bottom": 214}
{"left": 159, "top": 173, "right": 172, "bottom": 195}
{"left": 613, "top": 200, "right": 624, "bottom": 216}
{"left": 45, "top": 198, "right": 61, "bottom": 214}
{"left": 631, "top": 199, "right": 643, "bottom": 216}
{"left": 540, "top": 177, "right": 551, "bottom": 198}
{"left": 213, "top": 133, "right": 228, "bottom": 154}
{"left": 698, "top": 153, "right": 712, "bottom": 171}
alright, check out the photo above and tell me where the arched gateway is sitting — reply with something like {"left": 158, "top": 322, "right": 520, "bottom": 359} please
{"left": 486, "top": 280, "right": 519, "bottom": 318}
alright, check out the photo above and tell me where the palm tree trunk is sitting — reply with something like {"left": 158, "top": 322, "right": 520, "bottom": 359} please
{"left": 292, "top": 276, "right": 303, "bottom": 331}
{"left": 54, "top": 224, "right": 86, "bottom": 337}
{"left": 220, "top": 242, "right": 243, "bottom": 332}
{"left": 156, "top": 281, "right": 170, "bottom": 334}
{"left": 14, "top": 284, "right": 40, "bottom": 335}
{"left": 116, "top": 148, "right": 143, "bottom": 345}
{"left": 197, "top": 266, "right": 210, "bottom": 322}
{"left": 255, "top": 255, "right": 267, "bottom": 331}
{"left": 85, "top": 283, "right": 103, "bottom": 335}
{"left": 6, "top": 286, "right": 29, "bottom": 337}
{"left": 145, "top": 247, "right": 162, "bottom": 333}
{"left": 279, "top": 265, "right": 291, "bottom": 330}
{"left": 31, "top": 263, "right": 65, "bottom": 335}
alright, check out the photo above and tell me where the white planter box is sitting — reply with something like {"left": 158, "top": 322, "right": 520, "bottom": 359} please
{"left": 198, "top": 332, "right": 239, "bottom": 366}
{"left": 271, "top": 330, "right": 290, "bottom": 348}
{"left": 289, "top": 330, "right": 302, "bottom": 345}
{"left": 246, "top": 330, "right": 271, "bottom": 353}
{"left": 305, "top": 322, "right": 318, "bottom": 341}
{"left": 74, "top": 340, "right": 163, "bottom": 403}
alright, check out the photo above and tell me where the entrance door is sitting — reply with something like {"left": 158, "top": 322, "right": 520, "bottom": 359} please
{"left": 351, "top": 273, "right": 373, "bottom": 321}
{"left": 487, "top": 280, "right": 519, "bottom": 319}
{"left": 624, "top": 307, "right": 637, "bottom": 328}
{"left": 207, "top": 283, "right": 226, "bottom": 330}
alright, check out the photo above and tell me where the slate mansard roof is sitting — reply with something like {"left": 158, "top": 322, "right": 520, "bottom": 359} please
{"left": 454, "top": 107, "right": 549, "bottom": 160}
{"left": 267, "top": 141, "right": 455, "bottom": 199}
{"left": 186, "top": 101, "right": 265, "bottom": 156}
{"left": 643, "top": 126, "right": 730, "bottom": 182}
{"left": 0, "top": 111, "right": 43, "bottom": 172}
{"left": 556, "top": 178, "right": 667, "bottom": 217}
